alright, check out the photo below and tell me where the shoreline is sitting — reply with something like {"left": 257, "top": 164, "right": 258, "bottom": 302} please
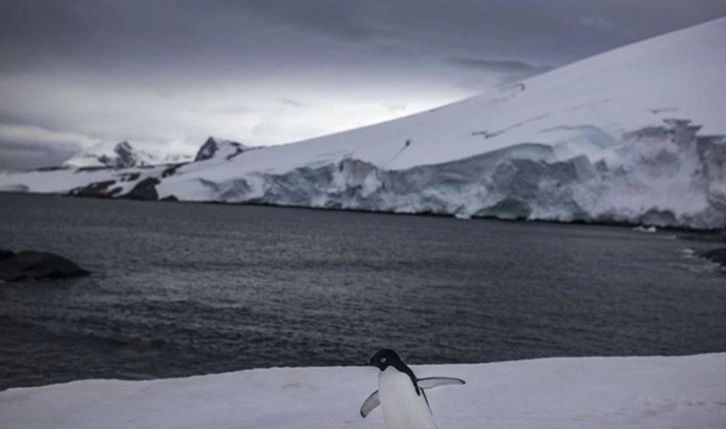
{"left": 2, "top": 190, "right": 723, "bottom": 234}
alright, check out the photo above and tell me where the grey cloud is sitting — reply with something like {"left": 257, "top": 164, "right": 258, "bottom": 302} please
{"left": 212, "top": 0, "right": 726, "bottom": 60}
{"left": 195, "top": 105, "right": 255, "bottom": 115}
{"left": 0, "top": 139, "right": 77, "bottom": 171}
{"left": 0, "top": 0, "right": 725, "bottom": 165}
{"left": 0, "top": 110, "right": 84, "bottom": 140}
{"left": 279, "top": 99, "right": 306, "bottom": 108}
{"left": 1, "top": 0, "right": 724, "bottom": 77}
{"left": 449, "top": 57, "right": 552, "bottom": 75}
{"left": 233, "top": 0, "right": 381, "bottom": 41}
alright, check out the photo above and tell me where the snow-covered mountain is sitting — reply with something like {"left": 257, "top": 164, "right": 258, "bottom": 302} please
{"left": 63, "top": 141, "right": 157, "bottom": 169}
{"left": 2, "top": 18, "right": 726, "bottom": 228}
{"left": 62, "top": 141, "right": 194, "bottom": 169}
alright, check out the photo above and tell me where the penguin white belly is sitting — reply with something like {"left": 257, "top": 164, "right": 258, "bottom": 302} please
{"left": 378, "top": 367, "right": 437, "bottom": 429}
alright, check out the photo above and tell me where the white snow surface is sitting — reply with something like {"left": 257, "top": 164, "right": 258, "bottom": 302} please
{"left": 2, "top": 353, "right": 724, "bottom": 429}
{"left": 2, "top": 18, "right": 726, "bottom": 227}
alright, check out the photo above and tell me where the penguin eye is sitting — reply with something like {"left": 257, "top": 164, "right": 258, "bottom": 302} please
{"left": 380, "top": 357, "right": 387, "bottom": 363}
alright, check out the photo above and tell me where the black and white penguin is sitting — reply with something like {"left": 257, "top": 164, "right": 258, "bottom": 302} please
{"left": 360, "top": 349, "right": 465, "bottom": 429}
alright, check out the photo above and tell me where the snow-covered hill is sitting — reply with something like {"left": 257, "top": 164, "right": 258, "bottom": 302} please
{"left": 1, "top": 18, "right": 726, "bottom": 228}
{"left": 2, "top": 353, "right": 724, "bottom": 429}
{"left": 62, "top": 141, "right": 194, "bottom": 169}
{"left": 63, "top": 141, "right": 157, "bottom": 169}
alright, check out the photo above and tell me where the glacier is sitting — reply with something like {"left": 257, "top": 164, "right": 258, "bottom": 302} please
{"left": 1, "top": 18, "right": 726, "bottom": 228}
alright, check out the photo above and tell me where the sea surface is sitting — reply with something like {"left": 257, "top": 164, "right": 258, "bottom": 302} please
{"left": 1, "top": 193, "right": 724, "bottom": 390}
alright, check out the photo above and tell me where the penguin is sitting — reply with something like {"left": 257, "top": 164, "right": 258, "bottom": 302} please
{"left": 360, "top": 349, "right": 465, "bottom": 429}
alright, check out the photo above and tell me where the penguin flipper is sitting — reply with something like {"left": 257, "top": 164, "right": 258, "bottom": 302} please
{"left": 359, "top": 390, "right": 380, "bottom": 418}
{"left": 417, "top": 376, "right": 466, "bottom": 389}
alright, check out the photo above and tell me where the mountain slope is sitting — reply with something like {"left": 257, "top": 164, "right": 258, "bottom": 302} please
{"left": 157, "top": 17, "right": 726, "bottom": 228}
{"left": 1, "top": 18, "right": 725, "bottom": 228}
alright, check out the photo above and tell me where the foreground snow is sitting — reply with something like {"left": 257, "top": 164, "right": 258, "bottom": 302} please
{"left": 1, "top": 18, "right": 726, "bottom": 227}
{"left": 2, "top": 353, "right": 725, "bottom": 429}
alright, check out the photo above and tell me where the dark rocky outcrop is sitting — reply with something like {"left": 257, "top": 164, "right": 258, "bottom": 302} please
{"left": 195, "top": 137, "right": 220, "bottom": 161}
{"left": 68, "top": 175, "right": 163, "bottom": 200}
{"left": 34, "top": 166, "right": 69, "bottom": 172}
{"left": 162, "top": 163, "right": 187, "bottom": 178}
{"left": 0, "top": 250, "right": 90, "bottom": 282}
{"left": 194, "top": 137, "right": 249, "bottom": 162}
{"left": 69, "top": 180, "right": 121, "bottom": 198}
{"left": 699, "top": 248, "right": 726, "bottom": 266}
{"left": 119, "top": 172, "right": 141, "bottom": 182}
{"left": 76, "top": 166, "right": 112, "bottom": 173}
{"left": 122, "top": 177, "right": 160, "bottom": 200}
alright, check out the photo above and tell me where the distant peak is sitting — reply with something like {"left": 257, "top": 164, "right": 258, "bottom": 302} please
{"left": 115, "top": 141, "right": 133, "bottom": 150}
{"left": 194, "top": 136, "right": 248, "bottom": 162}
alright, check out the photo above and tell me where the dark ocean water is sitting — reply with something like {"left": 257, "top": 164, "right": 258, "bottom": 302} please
{"left": 0, "top": 193, "right": 724, "bottom": 390}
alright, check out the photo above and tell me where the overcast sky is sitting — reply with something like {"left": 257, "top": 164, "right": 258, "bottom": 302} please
{"left": 1, "top": 0, "right": 725, "bottom": 170}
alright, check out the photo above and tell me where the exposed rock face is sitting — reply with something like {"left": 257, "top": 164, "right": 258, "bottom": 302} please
{"left": 69, "top": 180, "right": 121, "bottom": 198}
{"left": 162, "top": 163, "right": 187, "bottom": 178}
{"left": 106, "top": 142, "right": 140, "bottom": 168}
{"left": 35, "top": 166, "right": 69, "bottom": 172}
{"left": 119, "top": 172, "right": 141, "bottom": 182}
{"left": 194, "top": 138, "right": 220, "bottom": 162}
{"left": 0, "top": 250, "right": 90, "bottom": 282}
{"left": 194, "top": 137, "right": 250, "bottom": 162}
{"left": 122, "top": 177, "right": 160, "bottom": 200}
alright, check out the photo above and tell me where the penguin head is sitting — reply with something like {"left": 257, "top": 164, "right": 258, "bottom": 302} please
{"left": 368, "top": 348, "right": 402, "bottom": 371}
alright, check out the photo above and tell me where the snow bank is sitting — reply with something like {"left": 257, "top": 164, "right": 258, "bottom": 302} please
{"left": 2, "top": 353, "right": 725, "bottom": 429}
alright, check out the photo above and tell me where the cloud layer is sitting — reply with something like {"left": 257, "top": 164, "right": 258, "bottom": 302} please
{"left": 1, "top": 0, "right": 724, "bottom": 170}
